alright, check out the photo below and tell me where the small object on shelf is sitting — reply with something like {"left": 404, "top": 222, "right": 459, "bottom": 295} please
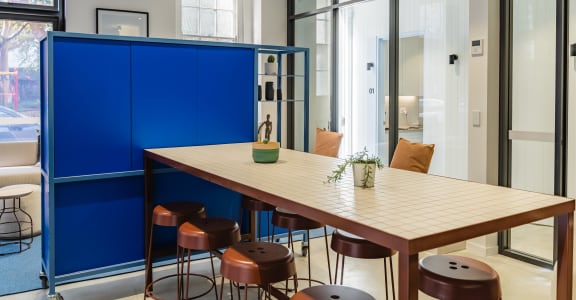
{"left": 277, "top": 88, "right": 282, "bottom": 100}
{"left": 265, "top": 55, "right": 277, "bottom": 75}
{"left": 258, "top": 85, "right": 262, "bottom": 101}
{"left": 265, "top": 82, "right": 274, "bottom": 101}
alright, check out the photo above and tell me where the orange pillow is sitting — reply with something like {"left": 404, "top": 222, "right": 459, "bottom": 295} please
{"left": 313, "top": 128, "right": 343, "bottom": 158}
{"left": 390, "top": 138, "right": 434, "bottom": 173}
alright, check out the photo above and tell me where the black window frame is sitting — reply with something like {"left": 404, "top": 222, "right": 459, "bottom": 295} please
{"left": 0, "top": 0, "right": 65, "bottom": 31}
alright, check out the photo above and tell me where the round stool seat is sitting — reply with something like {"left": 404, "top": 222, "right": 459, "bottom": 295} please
{"left": 178, "top": 217, "right": 241, "bottom": 250}
{"left": 291, "top": 285, "right": 375, "bottom": 300}
{"left": 221, "top": 242, "right": 296, "bottom": 285}
{"left": 152, "top": 201, "right": 206, "bottom": 226}
{"left": 273, "top": 207, "right": 324, "bottom": 230}
{"left": 242, "top": 196, "right": 275, "bottom": 211}
{"left": 419, "top": 255, "right": 501, "bottom": 300}
{"left": 331, "top": 229, "right": 396, "bottom": 258}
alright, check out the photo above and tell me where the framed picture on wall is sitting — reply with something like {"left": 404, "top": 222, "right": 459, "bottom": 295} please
{"left": 96, "top": 8, "right": 149, "bottom": 37}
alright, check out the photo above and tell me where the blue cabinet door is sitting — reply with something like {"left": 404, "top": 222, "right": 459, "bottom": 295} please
{"left": 53, "top": 38, "right": 132, "bottom": 177}
{"left": 131, "top": 43, "right": 201, "bottom": 169}
{"left": 195, "top": 47, "right": 255, "bottom": 145}
{"left": 131, "top": 44, "right": 256, "bottom": 169}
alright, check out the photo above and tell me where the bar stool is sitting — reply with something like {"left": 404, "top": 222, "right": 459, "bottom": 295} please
{"left": 271, "top": 207, "right": 332, "bottom": 287}
{"left": 240, "top": 195, "right": 275, "bottom": 242}
{"left": 419, "top": 255, "right": 502, "bottom": 300}
{"left": 330, "top": 229, "right": 396, "bottom": 300}
{"left": 145, "top": 201, "right": 207, "bottom": 298}
{"left": 0, "top": 185, "right": 34, "bottom": 255}
{"left": 291, "top": 285, "right": 375, "bottom": 300}
{"left": 177, "top": 217, "right": 241, "bottom": 300}
{"left": 219, "top": 241, "right": 297, "bottom": 300}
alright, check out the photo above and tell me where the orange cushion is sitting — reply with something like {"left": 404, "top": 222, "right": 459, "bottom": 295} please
{"left": 390, "top": 138, "right": 434, "bottom": 173}
{"left": 313, "top": 128, "right": 343, "bottom": 158}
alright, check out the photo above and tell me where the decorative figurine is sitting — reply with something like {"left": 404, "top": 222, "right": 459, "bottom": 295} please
{"left": 257, "top": 114, "right": 273, "bottom": 143}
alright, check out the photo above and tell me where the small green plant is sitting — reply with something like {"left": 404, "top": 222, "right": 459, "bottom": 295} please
{"left": 267, "top": 55, "right": 275, "bottom": 63}
{"left": 326, "top": 147, "right": 383, "bottom": 188}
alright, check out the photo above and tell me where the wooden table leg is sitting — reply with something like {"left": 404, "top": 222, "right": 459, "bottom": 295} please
{"left": 398, "top": 252, "right": 419, "bottom": 300}
{"left": 556, "top": 212, "right": 573, "bottom": 300}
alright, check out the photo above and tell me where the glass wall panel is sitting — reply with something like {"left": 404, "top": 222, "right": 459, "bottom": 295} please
{"left": 338, "top": 0, "right": 388, "bottom": 157}
{"left": 398, "top": 0, "right": 469, "bottom": 179}
{"left": 295, "top": 13, "right": 332, "bottom": 151}
{"left": 508, "top": 0, "right": 556, "bottom": 261}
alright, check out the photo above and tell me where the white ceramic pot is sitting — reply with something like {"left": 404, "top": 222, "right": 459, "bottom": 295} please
{"left": 264, "top": 62, "right": 277, "bottom": 75}
{"left": 352, "top": 163, "right": 376, "bottom": 188}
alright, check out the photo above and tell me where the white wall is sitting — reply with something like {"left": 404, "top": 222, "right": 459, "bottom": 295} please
{"left": 466, "top": 0, "right": 500, "bottom": 257}
{"left": 66, "top": 0, "right": 178, "bottom": 38}
{"left": 65, "top": 0, "right": 284, "bottom": 44}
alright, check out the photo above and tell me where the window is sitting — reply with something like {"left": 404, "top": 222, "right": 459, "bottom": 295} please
{"left": 0, "top": 0, "right": 63, "bottom": 143}
{"left": 181, "top": 0, "right": 237, "bottom": 42}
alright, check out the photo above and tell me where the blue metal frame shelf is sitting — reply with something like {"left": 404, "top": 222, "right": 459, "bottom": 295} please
{"left": 39, "top": 31, "right": 309, "bottom": 299}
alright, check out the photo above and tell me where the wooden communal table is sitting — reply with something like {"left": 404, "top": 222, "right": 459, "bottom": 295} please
{"left": 144, "top": 143, "right": 574, "bottom": 300}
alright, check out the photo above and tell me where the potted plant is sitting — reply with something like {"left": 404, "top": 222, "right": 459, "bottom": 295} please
{"left": 264, "top": 55, "right": 277, "bottom": 75}
{"left": 326, "top": 148, "right": 383, "bottom": 188}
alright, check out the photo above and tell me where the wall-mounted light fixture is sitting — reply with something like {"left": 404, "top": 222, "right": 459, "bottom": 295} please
{"left": 367, "top": 62, "right": 374, "bottom": 70}
{"left": 570, "top": 44, "right": 576, "bottom": 57}
{"left": 449, "top": 54, "right": 458, "bottom": 64}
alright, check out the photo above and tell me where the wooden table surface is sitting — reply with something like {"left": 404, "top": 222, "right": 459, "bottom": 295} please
{"left": 144, "top": 143, "right": 574, "bottom": 300}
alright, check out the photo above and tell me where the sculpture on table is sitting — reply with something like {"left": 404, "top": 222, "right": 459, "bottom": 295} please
{"left": 257, "top": 114, "right": 273, "bottom": 143}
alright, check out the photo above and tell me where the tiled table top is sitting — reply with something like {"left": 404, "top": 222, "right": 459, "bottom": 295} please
{"left": 145, "top": 143, "right": 575, "bottom": 253}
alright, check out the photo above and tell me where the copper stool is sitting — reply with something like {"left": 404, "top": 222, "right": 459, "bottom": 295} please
{"left": 330, "top": 229, "right": 396, "bottom": 299}
{"left": 240, "top": 195, "right": 275, "bottom": 242}
{"left": 220, "top": 242, "right": 297, "bottom": 300}
{"left": 272, "top": 207, "right": 332, "bottom": 287}
{"left": 419, "top": 255, "right": 502, "bottom": 300}
{"left": 145, "top": 201, "right": 207, "bottom": 299}
{"left": 291, "top": 285, "right": 375, "bottom": 300}
{"left": 177, "top": 217, "right": 241, "bottom": 300}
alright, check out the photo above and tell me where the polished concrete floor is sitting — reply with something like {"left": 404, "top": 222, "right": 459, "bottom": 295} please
{"left": 0, "top": 233, "right": 564, "bottom": 300}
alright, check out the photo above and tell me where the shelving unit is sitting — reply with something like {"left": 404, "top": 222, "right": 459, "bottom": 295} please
{"left": 256, "top": 46, "right": 309, "bottom": 151}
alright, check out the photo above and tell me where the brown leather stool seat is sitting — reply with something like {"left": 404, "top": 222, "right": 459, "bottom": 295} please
{"left": 291, "top": 285, "right": 375, "bottom": 300}
{"left": 177, "top": 217, "right": 241, "bottom": 300}
{"left": 240, "top": 195, "right": 275, "bottom": 242}
{"left": 419, "top": 255, "right": 502, "bottom": 300}
{"left": 220, "top": 242, "right": 297, "bottom": 300}
{"left": 272, "top": 207, "right": 332, "bottom": 287}
{"left": 145, "top": 201, "right": 206, "bottom": 299}
{"left": 330, "top": 229, "right": 396, "bottom": 299}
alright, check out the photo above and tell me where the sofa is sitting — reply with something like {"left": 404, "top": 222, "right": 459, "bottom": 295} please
{"left": 0, "top": 140, "right": 41, "bottom": 238}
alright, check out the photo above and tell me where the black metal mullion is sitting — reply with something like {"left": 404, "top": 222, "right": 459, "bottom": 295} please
{"left": 498, "top": 0, "right": 513, "bottom": 255}
{"left": 287, "top": 0, "right": 295, "bottom": 149}
{"left": 331, "top": 0, "right": 338, "bottom": 132}
{"left": 388, "top": 0, "right": 399, "bottom": 163}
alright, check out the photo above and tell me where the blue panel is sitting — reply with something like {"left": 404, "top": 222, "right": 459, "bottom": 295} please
{"left": 131, "top": 43, "right": 200, "bottom": 169}
{"left": 195, "top": 47, "right": 255, "bottom": 145}
{"left": 54, "top": 177, "right": 143, "bottom": 275}
{"left": 40, "top": 39, "right": 50, "bottom": 175}
{"left": 53, "top": 38, "right": 132, "bottom": 177}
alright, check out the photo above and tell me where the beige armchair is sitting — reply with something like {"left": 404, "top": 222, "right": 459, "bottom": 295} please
{"left": 0, "top": 140, "right": 41, "bottom": 237}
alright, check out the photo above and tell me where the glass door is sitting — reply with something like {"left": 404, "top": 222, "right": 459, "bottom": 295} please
{"left": 500, "top": 0, "right": 563, "bottom": 266}
{"left": 338, "top": 0, "right": 389, "bottom": 157}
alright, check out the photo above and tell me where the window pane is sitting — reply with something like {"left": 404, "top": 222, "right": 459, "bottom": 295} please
{"left": 182, "top": 7, "right": 199, "bottom": 35}
{"left": 216, "top": 10, "right": 234, "bottom": 38}
{"left": 0, "top": 0, "right": 54, "bottom": 6}
{"left": 217, "top": 0, "right": 233, "bottom": 10}
{"left": 199, "top": 0, "right": 215, "bottom": 9}
{"left": 0, "top": 19, "right": 51, "bottom": 142}
{"left": 182, "top": 0, "right": 198, "bottom": 6}
{"left": 199, "top": 9, "right": 215, "bottom": 36}
{"left": 295, "top": 0, "right": 331, "bottom": 14}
